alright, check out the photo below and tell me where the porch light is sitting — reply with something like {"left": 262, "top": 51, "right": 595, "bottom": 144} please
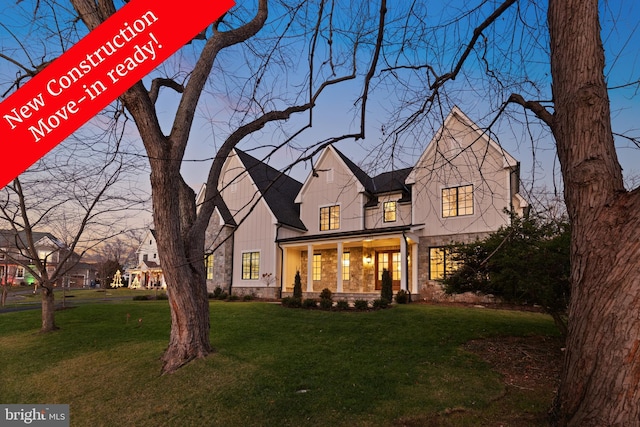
{"left": 364, "top": 254, "right": 372, "bottom": 264}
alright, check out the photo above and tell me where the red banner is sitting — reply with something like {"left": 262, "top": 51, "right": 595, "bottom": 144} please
{"left": 0, "top": 0, "right": 235, "bottom": 189}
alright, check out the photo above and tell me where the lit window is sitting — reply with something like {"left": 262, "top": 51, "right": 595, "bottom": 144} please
{"left": 342, "top": 252, "right": 350, "bottom": 281}
{"left": 313, "top": 254, "right": 322, "bottom": 281}
{"left": 16, "top": 266, "right": 24, "bottom": 279}
{"left": 383, "top": 201, "right": 397, "bottom": 223}
{"left": 320, "top": 205, "right": 340, "bottom": 231}
{"left": 429, "top": 247, "right": 459, "bottom": 280}
{"left": 205, "top": 254, "right": 214, "bottom": 280}
{"left": 242, "top": 252, "right": 260, "bottom": 280}
{"left": 442, "top": 185, "right": 473, "bottom": 217}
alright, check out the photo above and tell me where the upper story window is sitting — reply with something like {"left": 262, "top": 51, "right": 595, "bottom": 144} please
{"left": 241, "top": 251, "right": 260, "bottom": 280}
{"left": 319, "top": 205, "right": 340, "bottom": 231}
{"left": 383, "top": 201, "right": 397, "bottom": 223}
{"left": 442, "top": 185, "right": 473, "bottom": 218}
{"left": 16, "top": 266, "right": 25, "bottom": 279}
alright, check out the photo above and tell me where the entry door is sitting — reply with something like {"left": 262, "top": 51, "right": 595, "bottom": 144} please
{"left": 375, "top": 251, "right": 401, "bottom": 290}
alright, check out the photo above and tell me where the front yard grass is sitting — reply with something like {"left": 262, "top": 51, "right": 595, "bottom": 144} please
{"left": 0, "top": 301, "right": 559, "bottom": 426}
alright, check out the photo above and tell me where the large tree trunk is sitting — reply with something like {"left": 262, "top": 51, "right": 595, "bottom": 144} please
{"left": 149, "top": 154, "right": 212, "bottom": 374}
{"left": 40, "top": 286, "right": 58, "bottom": 332}
{"left": 549, "top": 0, "right": 640, "bottom": 425}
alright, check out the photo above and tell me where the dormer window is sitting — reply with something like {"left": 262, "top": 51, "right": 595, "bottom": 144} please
{"left": 319, "top": 205, "right": 340, "bottom": 231}
{"left": 383, "top": 201, "right": 397, "bottom": 223}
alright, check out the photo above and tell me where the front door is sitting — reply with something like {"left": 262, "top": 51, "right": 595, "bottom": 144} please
{"left": 375, "top": 251, "right": 401, "bottom": 290}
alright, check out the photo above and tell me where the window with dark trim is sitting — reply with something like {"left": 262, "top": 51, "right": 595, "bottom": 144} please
{"left": 429, "top": 247, "right": 460, "bottom": 280}
{"left": 241, "top": 252, "right": 260, "bottom": 280}
{"left": 313, "top": 254, "right": 322, "bottom": 280}
{"left": 205, "top": 254, "right": 215, "bottom": 280}
{"left": 442, "top": 185, "right": 473, "bottom": 217}
{"left": 342, "top": 252, "right": 350, "bottom": 280}
{"left": 319, "top": 205, "right": 340, "bottom": 231}
{"left": 383, "top": 201, "right": 397, "bottom": 222}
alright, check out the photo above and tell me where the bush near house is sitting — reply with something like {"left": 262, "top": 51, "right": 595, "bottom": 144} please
{"left": 293, "top": 271, "right": 303, "bottom": 298}
{"left": 380, "top": 269, "right": 393, "bottom": 303}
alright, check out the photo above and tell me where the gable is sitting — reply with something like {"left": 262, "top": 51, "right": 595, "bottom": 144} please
{"left": 406, "top": 107, "right": 517, "bottom": 185}
{"left": 220, "top": 149, "right": 305, "bottom": 231}
{"left": 296, "top": 145, "right": 368, "bottom": 204}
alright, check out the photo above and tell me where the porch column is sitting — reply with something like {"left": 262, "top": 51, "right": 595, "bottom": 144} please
{"left": 400, "top": 236, "right": 408, "bottom": 291}
{"left": 306, "top": 244, "right": 313, "bottom": 292}
{"left": 337, "top": 242, "right": 344, "bottom": 293}
{"left": 411, "top": 243, "right": 419, "bottom": 294}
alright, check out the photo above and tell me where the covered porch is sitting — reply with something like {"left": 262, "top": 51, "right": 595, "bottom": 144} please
{"left": 278, "top": 227, "right": 419, "bottom": 298}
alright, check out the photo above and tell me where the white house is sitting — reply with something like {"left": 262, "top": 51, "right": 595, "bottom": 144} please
{"left": 201, "top": 107, "right": 528, "bottom": 300}
{"left": 128, "top": 229, "right": 165, "bottom": 289}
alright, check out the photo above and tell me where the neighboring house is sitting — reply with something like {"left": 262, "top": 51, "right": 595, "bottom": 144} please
{"left": 128, "top": 229, "right": 165, "bottom": 289}
{"left": 0, "top": 229, "right": 95, "bottom": 287}
{"left": 202, "top": 107, "right": 527, "bottom": 300}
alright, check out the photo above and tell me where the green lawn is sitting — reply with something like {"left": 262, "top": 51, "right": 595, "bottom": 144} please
{"left": 0, "top": 301, "right": 558, "bottom": 426}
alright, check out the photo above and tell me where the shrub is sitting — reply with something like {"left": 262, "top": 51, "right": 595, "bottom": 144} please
{"left": 302, "top": 298, "right": 317, "bottom": 309}
{"left": 281, "top": 296, "right": 302, "bottom": 308}
{"left": 373, "top": 298, "right": 390, "bottom": 309}
{"left": 228, "top": 294, "right": 240, "bottom": 301}
{"left": 354, "top": 299, "right": 369, "bottom": 310}
{"left": 155, "top": 293, "right": 169, "bottom": 300}
{"left": 132, "top": 295, "right": 151, "bottom": 301}
{"left": 218, "top": 291, "right": 229, "bottom": 300}
{"left": 243, "top": 294, "right": 254, "bottom": 301}
{"left": 212, "top": 287, "right": 223, "bottom": 298}
{"left": 395, "top": 289, "right": 409, "bottom": 304}
{"left": 336, "top": 300, "right": 350, "bottom": 310}
{"left": 319, "top": 288, "right": 333, "bottom": 301}
{"left": 319, "top": 298, "right": 333, "bottom": 310}
{"left": 380, "top": 269, "right": 393, "bottom": 303}
{"left": 293, "top": 271, "right": 303, "bottom": 298}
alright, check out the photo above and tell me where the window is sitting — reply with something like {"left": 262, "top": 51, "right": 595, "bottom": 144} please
{"left": 16, "top": 266, "right": 24, "bottom": 279}
{"left": 326, "top": 168, "right": 334, "bottom": 183}
{"left": 429, "top": 247, "right": 460, "bottom": 280}
{"left": 442, "top": 185, "right": 473, "bottom": 217}
{"left": 378, "top": 252, "right": 401, "bottom": 281}
{"left": 205, "top": 254, "right": 214, "bottom": 280}
{"left": 383, "top": 201, "right": 397, "bottom": 222}
{"left": 241, "top": 252, "right": 260, "bottom": 280}
{"left": 342, "top": 252, "right": 350, "bottom": 281}
{"left": 313, "top": 254, "right": 322, "bottom": 281}
{"left": 0, "top": 265, "right": 4, "bottom": 279}
{"left": 319, "top": 205, "right": 340, "bottom": 231}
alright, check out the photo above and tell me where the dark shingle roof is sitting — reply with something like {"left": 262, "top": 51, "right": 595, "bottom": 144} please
{"left": 371, "top": 168, "right": 413, "bottom": 194}
{"left": 235, "top": 150, "right": 307, "bottom": 231}
{"left": 0, "top": 229, "right": 63, "bottom": 250}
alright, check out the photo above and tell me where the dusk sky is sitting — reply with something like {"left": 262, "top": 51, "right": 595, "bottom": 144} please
{"left": 2, "top": 0, "right": 640, "bottom": 216}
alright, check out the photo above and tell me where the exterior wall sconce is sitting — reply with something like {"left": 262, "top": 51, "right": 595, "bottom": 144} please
{"left": 364, "top": 254, "right": 372, "bottom": 264}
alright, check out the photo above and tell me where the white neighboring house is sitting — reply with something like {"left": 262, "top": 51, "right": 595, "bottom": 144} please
{"left": 201, "top": 107, "right": 527, "bottom": 300}
{"left": 128, "top": 229, "right": 165, "bottom": 289}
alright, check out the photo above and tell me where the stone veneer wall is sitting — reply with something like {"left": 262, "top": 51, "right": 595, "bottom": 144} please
{"left": 298, "top": 247, "right": 377, "bottom": 293}
{"left": 205, "top": 211, "right": 234, "bottom": 293}
{"left": 417, "top": 232, "right": 495, "bottom": 303}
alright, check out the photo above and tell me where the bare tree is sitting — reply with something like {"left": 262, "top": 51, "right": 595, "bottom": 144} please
{"left": 0, "top": 126, "right": 145, "bottom": 331}
{"left": 360, "top": 0, "right": 640, "bottom": 424}
{"left": 59, "top": 0, "right": 387, "bottom": 373}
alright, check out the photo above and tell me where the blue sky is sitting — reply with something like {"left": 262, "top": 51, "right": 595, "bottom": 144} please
{"left": 2, "top": 0, "right": 640, "bottom": 216}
